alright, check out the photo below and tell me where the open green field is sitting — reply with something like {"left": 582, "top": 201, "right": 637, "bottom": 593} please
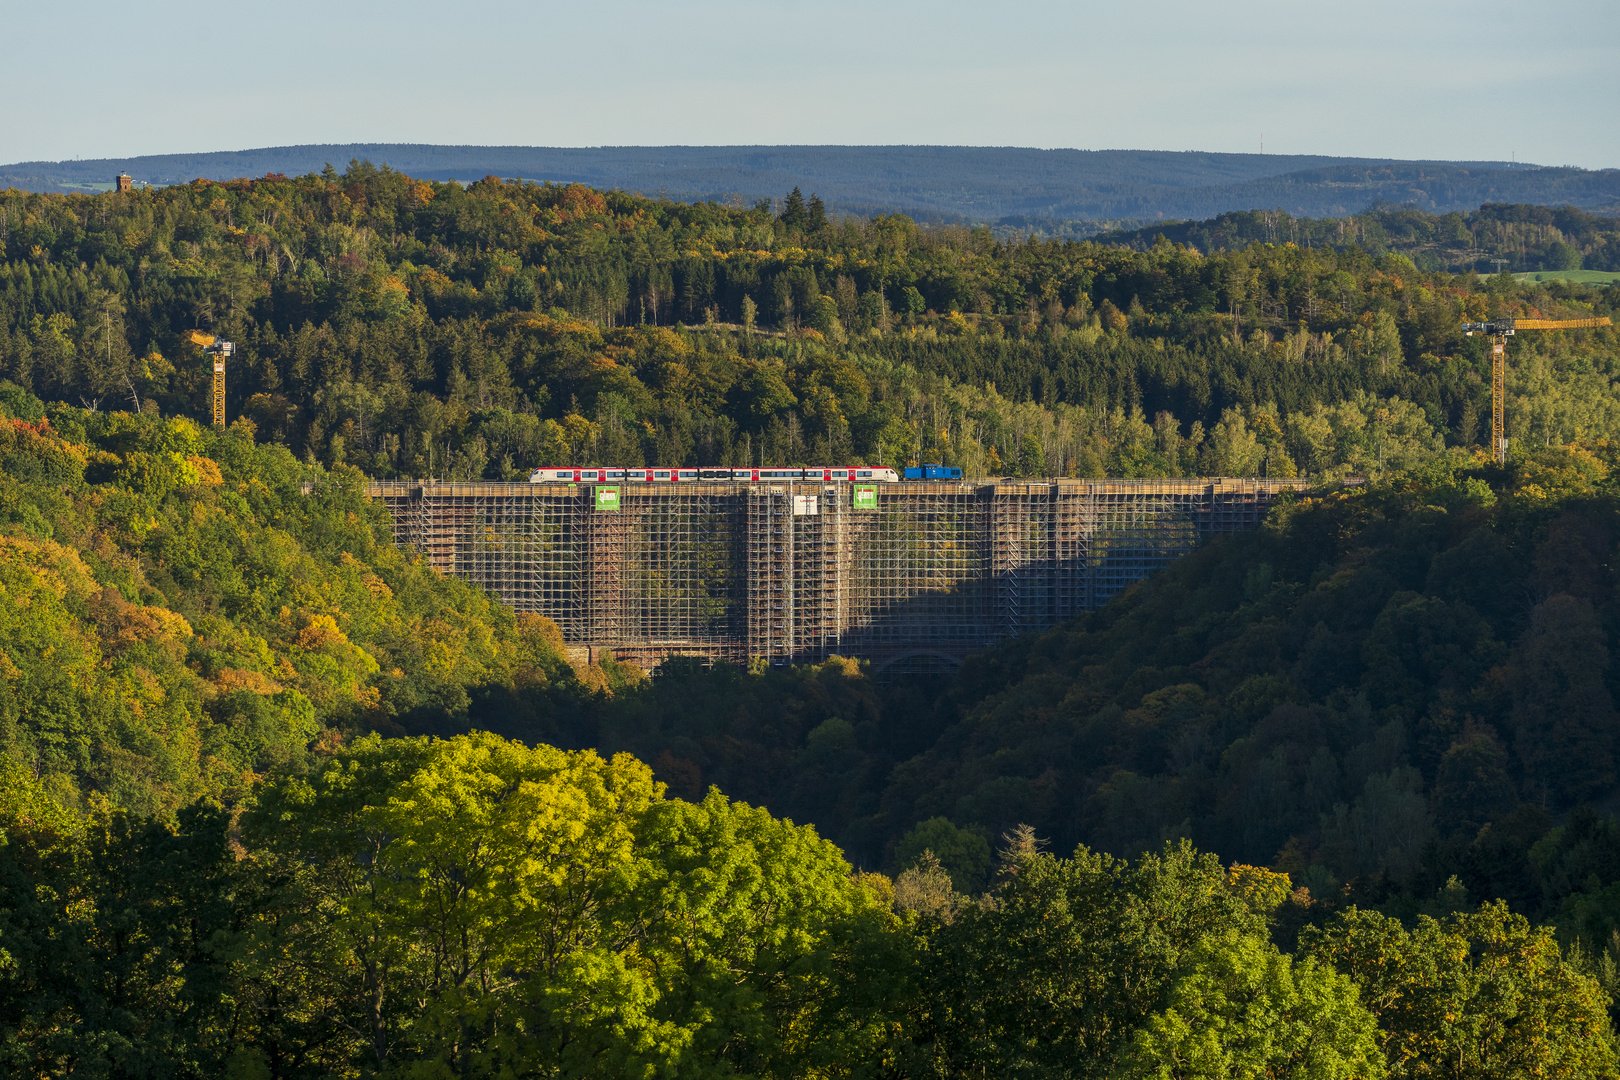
{"left": 1512, "top": 269, "right": 1620, "bottom": 285}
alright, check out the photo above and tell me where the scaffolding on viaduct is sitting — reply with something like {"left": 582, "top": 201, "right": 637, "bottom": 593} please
{"left": 367, "top": 478, "right": 1309, "bottom": 674}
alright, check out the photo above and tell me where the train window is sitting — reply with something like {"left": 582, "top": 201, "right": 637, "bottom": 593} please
{"left": 654, "top": 471, "right": 670, "bottom": 478}
{"left": 833, "top": 470, "right": 848, "bottom": 478}
{"left": 857, "top": 470, "right": 871, "bottom": 477}
{"left": 679, "top": 470, "right": 697, "bottom": 478}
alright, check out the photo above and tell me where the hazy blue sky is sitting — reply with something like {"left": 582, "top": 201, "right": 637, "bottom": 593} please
{"left": 5, "top": 0, "right": 1616, "bottom": 167}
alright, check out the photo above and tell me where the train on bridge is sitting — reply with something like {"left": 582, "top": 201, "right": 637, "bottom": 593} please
{"left": 526, "top": 464, "right": 966, "bottom": 484}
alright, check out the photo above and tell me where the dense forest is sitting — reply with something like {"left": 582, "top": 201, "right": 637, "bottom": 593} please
{"left": 5, "top": 168, "right": 1620, "bottom": 1074}
{"left": 0, "top": 163, "right": 1615, "bottom": 482}
{"left": 4, "top": 384, "right": 1620, "bottom": 1075}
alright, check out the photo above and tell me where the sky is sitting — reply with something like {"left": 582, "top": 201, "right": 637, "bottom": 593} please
{"left": 4, "top": 0, "right": 1616, "bottom": 168}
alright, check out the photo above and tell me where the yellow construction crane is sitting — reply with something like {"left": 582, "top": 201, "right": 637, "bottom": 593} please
{"left": 1461, "top": 316, "right": 1612, "bottom": 464}
{"left": 186, "top": 330, "right": 235, "bottom": 428}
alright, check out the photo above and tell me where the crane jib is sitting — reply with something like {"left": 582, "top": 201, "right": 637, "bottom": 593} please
{"left": 1463, "top": 317, "right": 1612, "bottom": 336}
{"left": 1512, "top": 317, "right": 1612, "bottom": 331}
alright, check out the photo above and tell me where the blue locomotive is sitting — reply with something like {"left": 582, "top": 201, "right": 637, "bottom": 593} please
{"left": 903, "top": 464, "right": 963, "bottom": 480}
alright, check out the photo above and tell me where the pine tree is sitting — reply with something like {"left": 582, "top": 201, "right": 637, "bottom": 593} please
{"left": 807, "top": 193, "right": 828, "bottom": 233}
{"left": 780, "top": 187, "right": 808, "bottom": 231}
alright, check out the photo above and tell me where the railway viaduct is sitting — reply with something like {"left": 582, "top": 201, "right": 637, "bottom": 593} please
{"left": 367, "top": 477, "right": 1310, "bottom": 674}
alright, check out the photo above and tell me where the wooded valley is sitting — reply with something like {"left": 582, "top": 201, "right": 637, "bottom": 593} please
{"left": 3, "top": 166, "right": 1620, "bottom": 1076}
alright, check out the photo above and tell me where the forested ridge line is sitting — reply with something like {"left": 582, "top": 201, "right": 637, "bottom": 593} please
{"left": 0, "top": 163, "right": 1617, "bottom": 483}
{"left": 11, "top": 145, "right": 1611, "bottom": 223}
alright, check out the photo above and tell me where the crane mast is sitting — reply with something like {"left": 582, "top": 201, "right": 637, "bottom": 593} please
{"left": 1461, "top": 316, "right": 1611, "bottom": 464}
{"left": 186, "top": 331, "right": 236, "bottom": 428}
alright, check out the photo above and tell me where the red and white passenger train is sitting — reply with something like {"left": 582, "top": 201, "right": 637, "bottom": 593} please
{"left": 528, "top": 466, "right": 902, "bottom": 483}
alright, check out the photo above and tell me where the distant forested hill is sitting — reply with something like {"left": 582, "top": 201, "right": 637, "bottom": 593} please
{"left": 1096, "top": 202, "right": 1620, "bottom": 272}
{"left": 4, "top": 144, "right": 1618, "bottom": 223}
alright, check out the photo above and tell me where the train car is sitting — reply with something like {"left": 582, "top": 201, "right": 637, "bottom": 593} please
{"left": 903, "top": 464, "right": 963, "bottom": 480}
{"left": 527, "top": 466, "right": 901, "bottom": 483}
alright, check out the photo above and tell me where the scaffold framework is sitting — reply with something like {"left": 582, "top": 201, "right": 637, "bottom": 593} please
{"left": 368, "top": 478, "right": 1308, "bottom": 672}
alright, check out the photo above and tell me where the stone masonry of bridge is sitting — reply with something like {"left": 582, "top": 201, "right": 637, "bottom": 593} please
{"left": 367, "top": 478, "right": 1310, "bottom": 673}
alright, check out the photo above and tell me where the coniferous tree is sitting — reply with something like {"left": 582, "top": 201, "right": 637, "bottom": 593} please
{"left": 780, "top": 186, "right": 808, "bottom": 231}
{"left": 807, "top": 192, "right": 828, "bottom": 232}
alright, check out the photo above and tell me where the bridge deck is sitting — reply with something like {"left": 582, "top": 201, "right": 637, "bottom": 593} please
{"left": 364, "top": 478, "right": 1309, "bottom": 671}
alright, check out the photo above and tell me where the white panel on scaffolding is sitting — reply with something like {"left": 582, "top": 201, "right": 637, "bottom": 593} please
{"left": 792, "top": 495, "right": 819, "bottom": 516}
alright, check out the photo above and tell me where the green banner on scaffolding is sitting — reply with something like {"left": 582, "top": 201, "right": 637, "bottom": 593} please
{"left": 852, "top": 485, "right": 878, "bottom": 510}
{"left": 594, "top": 485, "right": 620, "bottom": 511}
